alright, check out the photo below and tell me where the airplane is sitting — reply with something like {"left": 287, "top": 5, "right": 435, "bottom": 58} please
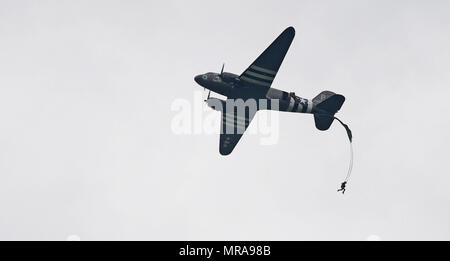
{"left": 194, "top": 26, "right": 347, "bottom": 156}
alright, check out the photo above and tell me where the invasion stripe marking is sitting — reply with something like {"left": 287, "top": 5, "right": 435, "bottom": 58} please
{"left": 225, "top": 113, "right": 249, "bottom": 123}
{"left": 224, "top": 121, "right": 247, "bottom": 130}
{"left": 244, "top": 71, "right": 274, "bottom": 81}
{"left": 223, "top": 117, "right": 247, "bottom": 128}
{"left": 287, "top": 97, "right": 295, "bottom": 112}
{"left": 306, "top": 100, "right": 313, "bottom": 113}
{"left": 292, "top": 101, "right": 299, "bottom": 112}
{"left": 242, "top": 73, "right": 272, "bottom": 84}
{"left": 250, "top": 65, "right": 277, "bottom": 75}
{"left": 301, "top": 102, "right": 307, "bottom": 113}
{"left": 223, "top": 116, "right": 249, "bottom": 123}
{"left": 296, "top": 103, "right": 303, "bottom": 112}
{"left": 247, "top": 68, "right": 276, "bottom": 78}
{"left": 240, "top": 76, "right": 271, "bottom": 87}
{"left": 223, "top": 116, "right": 247, "bottom": 125}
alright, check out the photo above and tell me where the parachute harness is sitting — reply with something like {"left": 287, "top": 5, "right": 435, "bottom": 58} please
{"left": 330, "top": 116, "right": 353, "bottom": 194}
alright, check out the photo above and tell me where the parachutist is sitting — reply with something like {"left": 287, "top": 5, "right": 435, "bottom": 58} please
{"left": 337, "top": 181, "right": 347, "bottom": 194}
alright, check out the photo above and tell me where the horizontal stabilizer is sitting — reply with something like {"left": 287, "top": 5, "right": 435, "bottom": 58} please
{"left": 314, "top": 114, "right": 335, "bottom": 131}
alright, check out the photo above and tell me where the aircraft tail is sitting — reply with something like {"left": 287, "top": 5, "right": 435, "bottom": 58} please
{"left": 312, "top": 91, "right": 345, "bottom": 131}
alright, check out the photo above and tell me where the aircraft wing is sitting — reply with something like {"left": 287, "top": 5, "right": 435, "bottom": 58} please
{"left": 239, "top": 27, "right": 295, "bottom": 93}
{"left": 219, "top": 101, "right": 257, "bottom": 155}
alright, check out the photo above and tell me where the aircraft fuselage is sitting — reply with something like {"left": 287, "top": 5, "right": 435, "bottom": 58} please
{"left": 194, "top": 72, "right": 318, "bottom": 114}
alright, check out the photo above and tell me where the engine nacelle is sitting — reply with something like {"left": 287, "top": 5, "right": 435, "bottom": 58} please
{"left": 205, "top": 98, "right": 225, "bottom": 111}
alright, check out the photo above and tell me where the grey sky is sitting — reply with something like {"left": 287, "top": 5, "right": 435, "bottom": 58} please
{"left": 1, "top": 0, "right": 450, "bottom": 240}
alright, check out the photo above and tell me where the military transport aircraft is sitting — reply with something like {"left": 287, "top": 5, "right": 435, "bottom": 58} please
{"left": 194, "top": 26, "right": 347, "bottom": 156}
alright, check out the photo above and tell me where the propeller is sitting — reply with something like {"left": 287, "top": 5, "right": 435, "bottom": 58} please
{"left": 204, "top": 90, "right": 211, "bottom": 102}
{"left": 204, "top": 63, "right": 224, "bottom": 102}
{"left": 220, "top": 63, "right": 225, "bottom": 76}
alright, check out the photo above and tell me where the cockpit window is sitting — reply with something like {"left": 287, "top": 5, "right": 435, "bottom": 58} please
{"left": 202, "top": 75, "right": 208, "bottom": 80}
{"left": 213, "top": 76, "right": 220, "bottom": 82}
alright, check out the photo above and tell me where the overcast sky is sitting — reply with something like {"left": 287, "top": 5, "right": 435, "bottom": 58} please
{"left": 1, "top": 0, "right": 450, "bottom": 240}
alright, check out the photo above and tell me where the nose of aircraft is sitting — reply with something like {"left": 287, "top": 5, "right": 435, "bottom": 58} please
{"left": 194, "top": 75, "right": 202, "bottom": 85}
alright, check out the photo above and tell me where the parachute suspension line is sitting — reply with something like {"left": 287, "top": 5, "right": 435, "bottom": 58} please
{"left": 333, "top": 116, "right": 353, "bottom": 192}
{"left": 344, "top": 140, "right": 353, "bottom": 182}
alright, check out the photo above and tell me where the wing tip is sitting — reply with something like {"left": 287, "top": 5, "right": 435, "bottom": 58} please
{"left": 285, "top": 26, "right": 295, "bottom": 36}
{"left": 219, "top": 148, "right": 232, "bottom": 156}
